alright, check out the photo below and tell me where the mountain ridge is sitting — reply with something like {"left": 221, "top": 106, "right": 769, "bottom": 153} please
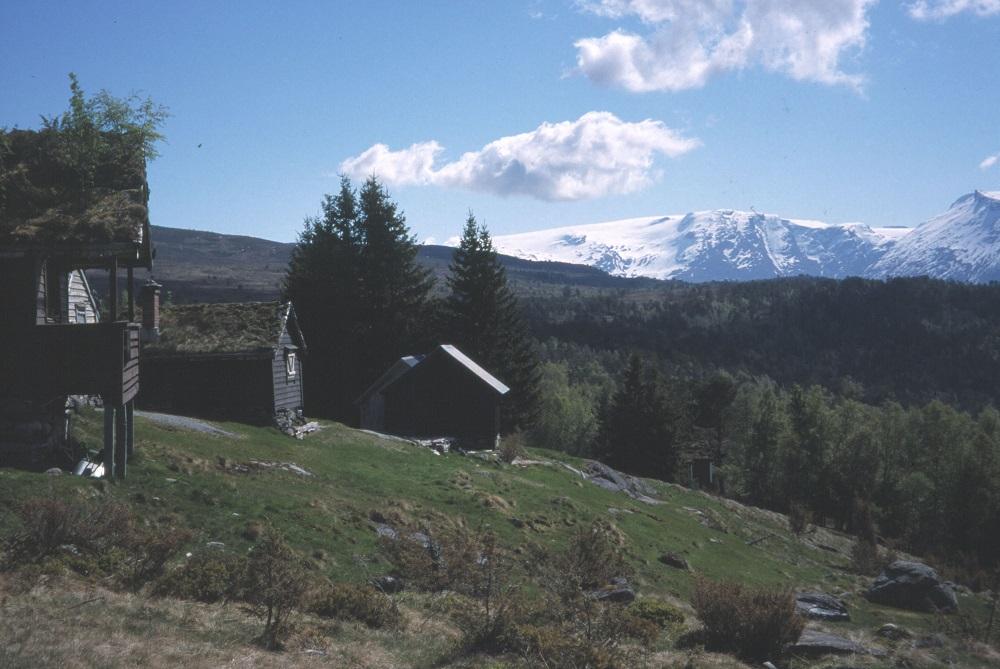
{"left": 490, "top": 191, "right": 1000, "bottom": 283}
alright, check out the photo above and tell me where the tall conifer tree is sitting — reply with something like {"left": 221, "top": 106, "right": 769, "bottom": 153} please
{"left": 597, "top": 354, "right": 679, "bottom": 480}
{"left": 284, "top": 176, "right": 433, "bottom": 421}
{"left": 444, "top": 213, "right": 540, "bottom": 432}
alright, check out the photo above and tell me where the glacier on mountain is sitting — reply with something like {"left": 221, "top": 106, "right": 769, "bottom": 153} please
{"left": 491, "top": 209, "right": 908, "bottom": 282}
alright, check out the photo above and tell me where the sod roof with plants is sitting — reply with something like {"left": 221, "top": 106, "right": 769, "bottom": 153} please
{"left": 0, "top": 128, "right": 148, "bottom": 247}
{"left": 147, "top": 301, "right": 296, "bottom": 355}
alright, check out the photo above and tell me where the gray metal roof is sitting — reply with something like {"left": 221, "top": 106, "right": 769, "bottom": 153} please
{"left": 356, "top": 354, "right": 424, "bottom": 404}
{"left": 355, "top": 344, "right": 509, "bottom": 405}
{"left": 437, "top": 345, "right": 510, "bottom": 395}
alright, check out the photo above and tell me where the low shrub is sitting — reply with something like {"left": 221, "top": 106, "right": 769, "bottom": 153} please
{"left": 244, "top": 528, "right": 309, "bottom": 650}
{"left": 690, "top": 576, "right": 804, "bottom": 664}
{"left": 850, "top": 537, "right": 883, "bottom": 576}
{"left": 311, "top": 582, "right": 401, "bottom": 629}
{"left": 628, "top": 598, "right": 685, "bottom": 634}
{"left": 517, "top": 622, "right": 621, "bottom": 669}
{"left": 379, "top": 525, "right": 482, "bottom": 594}
{"left": 5, "top": 497, "right": 131, "bottom": 564}
{"left": 119, "top": 524, "right": 192, "bottom": 591}
{"left": 155, "top": 548, "right": 246, "bottom": 603}
{"left": 498, "top": 432, "right": 527, "bottom": 464}
{"left": 4, "top": 497, "right": 190, "bottom": 591}
{"left": 787, "top": 502, "right": 811, "bottom": 536}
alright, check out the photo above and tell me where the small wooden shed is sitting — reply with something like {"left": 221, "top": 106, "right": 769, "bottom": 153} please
{"left": 139, "top": 301, "right": 306, "bottom": 425}
{"left": 358, "top": 344, "right": 509, "bottom": 449}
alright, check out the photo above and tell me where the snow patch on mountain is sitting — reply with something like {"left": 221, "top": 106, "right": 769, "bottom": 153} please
{"left": 871, "top": 191, "right": 1000, "bottom": 283}
{"left": 492, "top": 209, "right": 907, "bottom": 281}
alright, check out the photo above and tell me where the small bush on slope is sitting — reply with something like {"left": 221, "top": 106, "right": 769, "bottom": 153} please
{"left": 3, "top": 496, "right": 189, "bottom": 591}
{"left": 243, "top": 528, "right": 309, "bottom": 650}
{"left": 310, "top": 582, "right": 401, "bottom": 629}
{"left": 690, "top": 576, "right": 804, "bottom": 664}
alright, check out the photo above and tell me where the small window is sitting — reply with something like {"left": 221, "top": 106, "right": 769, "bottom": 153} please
{"left": 285, "top": 351, "right": 297, "bottom": 378}
{"left": 74, "top": 303, "right": 88, "bottom": 324}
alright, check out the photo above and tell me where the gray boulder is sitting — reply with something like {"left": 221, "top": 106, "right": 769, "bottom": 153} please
{"left": 587, "top": 576, "right": 636, "bottom": 604}
{"left": 659, "top": 552, "right": 690, "bottom": 570}
{"left": 370, "top": 575, "right": 404, "bottom": 594}
{"left": 864, "top": 561, "right": 958, "bottom": 613}
{"left": 786, "top": 629, "right": 880, "bottom": 658}
{"left": 795, "top": 592, "right": 850, "bottom": 622}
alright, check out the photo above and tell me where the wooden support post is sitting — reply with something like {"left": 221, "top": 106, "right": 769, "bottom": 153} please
{"left": 115, "top": 404, "right": 127, "bottom": 479}
{"left": 109, "top": 257, "right": 118, "bottom": 322}
{"left": 103, "top": 405, "right": 116, "bottom": 480}
{"left": 125, "top": 400, "right": 135, "bottom": 459}
{"left": 127, "top": 266, "right": 135, "bottom": 322}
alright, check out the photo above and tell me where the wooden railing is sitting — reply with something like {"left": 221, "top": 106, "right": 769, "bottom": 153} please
{"left": 0, "top": 322, "right": 140, "bottom": 404}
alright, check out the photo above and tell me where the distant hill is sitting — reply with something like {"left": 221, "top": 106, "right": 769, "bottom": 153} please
{"left": 89, "top": 225, "right": 656, "bottom": 304}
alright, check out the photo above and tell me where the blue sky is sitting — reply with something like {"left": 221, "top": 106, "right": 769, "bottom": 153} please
{"left": 2, "top": 1, "right": 999, "bottom": 244}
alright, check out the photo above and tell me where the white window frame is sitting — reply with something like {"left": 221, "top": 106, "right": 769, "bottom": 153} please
{"left": 285, "top": 351, "right": 297, "bottom": 378}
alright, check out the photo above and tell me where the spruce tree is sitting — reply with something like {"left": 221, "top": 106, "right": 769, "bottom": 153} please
{"left": 284, "top": 176, "right": 433, "bottom": 422}
{"left": 597, "top": 354, "right": 678, "bottom": 480}
{"left": 444, "top": 213, "right": 540, "bottom": 432}
{"left": 355, "top": 176, "right": 435, "bottom": 386}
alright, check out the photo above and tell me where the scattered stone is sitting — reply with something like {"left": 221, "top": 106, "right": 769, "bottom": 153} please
{"left": 44, "top": 467, "right": 62, "bottom": 475}
{"left": 864, "top": 560, "right": 958, "bottom": 613}
{"left": 658, "top": 552, "right": 690, "bottom": 570}
{"left": 509, "top": 517, "right": 525, "bottom": 529}
{"left": 589, "top": 585, "right": 636, "bottom": 604}
{"left": 242, "top": 460, "right": 314, "bottom": 477}
{"left": 786, "top": 629, "right": 880, "bottom": 657}
{"left": 763, "top": 662, "right": 779, "bottom": 669}
{"left": 371, "top": 575, "right": 404, "bottom": 594}
{"left": 206, "top": 541, "right": 226, "bottom": 550}
{"left": 303, "top": 649, "right": 327, "bottom": 656}
{"left": 795, "top": 592, "right": 850, "bottom": 622}
{"left": 583, "top": 460, "right": 663, "bottom": 504}
{"left": 876, "top": 623, "right": 912, "bottom": 641}
{"left": 374, "top": 524, "right": 398, "bottom": 540}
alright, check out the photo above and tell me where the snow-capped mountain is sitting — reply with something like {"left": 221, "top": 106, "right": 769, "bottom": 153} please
{"left": 491, "top": 210, "right": 909, "bottom": 282}
{"left": 870, "top": 191, "right": 1000, "bottom": 283}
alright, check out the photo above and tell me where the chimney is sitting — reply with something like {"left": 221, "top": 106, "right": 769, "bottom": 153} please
{"left": 140, "top": 279, "right": 161, "bottom": 343}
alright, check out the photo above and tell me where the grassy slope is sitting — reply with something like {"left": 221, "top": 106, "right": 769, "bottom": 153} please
{"left": 0, "top": 410, "right": 996, "bottom": 668}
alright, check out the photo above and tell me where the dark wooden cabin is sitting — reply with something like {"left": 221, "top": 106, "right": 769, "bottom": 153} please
{"left": 139, "top": 301, "right": 306, "bottom": 425}
{"left": 0, "top": 128, "right": 150, "bottom": 477}
{"left": 357, "top": 345, "right": 509, "bottom": 449}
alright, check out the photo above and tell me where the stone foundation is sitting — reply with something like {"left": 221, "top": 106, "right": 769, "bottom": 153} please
{"left": 0, "top": 396, "right": 70, "bottom": 469}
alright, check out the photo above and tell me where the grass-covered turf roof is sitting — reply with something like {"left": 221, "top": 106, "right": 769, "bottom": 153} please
{"left": 0, "top": 129, "right": 148, "bottom": 247}
{"left": 147, "top": 301, "right": 296, "bottom": 355}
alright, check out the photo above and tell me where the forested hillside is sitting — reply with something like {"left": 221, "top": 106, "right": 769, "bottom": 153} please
{"left": 522, "top": 276, "right": 1000, "bottom": 411}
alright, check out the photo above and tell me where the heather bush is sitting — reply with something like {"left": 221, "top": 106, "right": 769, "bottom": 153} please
{"left": 243, "top": 528, "right": 309, "bottom": 650}
{"left": 498, "top": 432, "right": 526, "bottom": 464}
{"left": 311, "top": 582, "right": 401, "bottom": 629}
{"left": 787, "top": 502, "right": 811, "bottom": 536}
{"left": 690, "top": 576, "right": 804, "bottom": 664}
{"left": 155, "top": 548, "right": 246, "bottom": 603}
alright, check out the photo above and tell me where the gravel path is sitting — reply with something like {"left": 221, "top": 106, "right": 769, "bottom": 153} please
{"left": 135, "top": 411, "right": 238, "bottom": 438}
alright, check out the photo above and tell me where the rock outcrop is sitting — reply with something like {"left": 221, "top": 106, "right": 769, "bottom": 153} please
{"left": 864, "top": 561, "right": 958, "bottom": 613}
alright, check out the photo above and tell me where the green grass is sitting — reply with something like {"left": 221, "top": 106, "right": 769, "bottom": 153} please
{"left": 1, "top": 408, "right": 997, "bottom": 667}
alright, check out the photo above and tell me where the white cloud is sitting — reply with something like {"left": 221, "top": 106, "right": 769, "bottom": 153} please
{"left": 574, "top": 0, "right": 874, "bottom": 92}
{"left": 980, "top": 154, "right": 999, "bottom": 170}
{"left": 908, "top": 1, "right": 1000, "bottom": 20}
{"left": 339, "top": 112, "right": 700, "bottom": 201}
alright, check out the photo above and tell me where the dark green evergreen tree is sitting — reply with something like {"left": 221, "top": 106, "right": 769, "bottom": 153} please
{"left": 355, "top": 176, "right": 435, "bottom": 386}
{"left": 443, "top": 213, "right": 540, "bottom": 432}
{"left": 284, "top": 176, "right": 433, "bottom": 422}
{"left": 597, "top": 354, "right": 678, "bottom": 480}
